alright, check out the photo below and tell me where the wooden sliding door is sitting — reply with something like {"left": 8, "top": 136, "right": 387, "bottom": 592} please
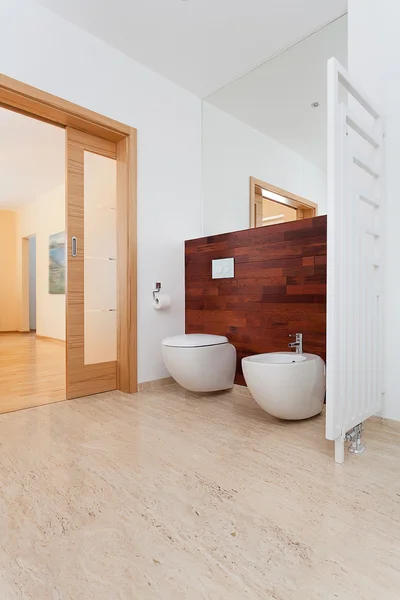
{"left": 66, "top": 127, "right": 118, "bottom": 399}
{"left": 0, "top": 75, "right": 137, "bottom": 407}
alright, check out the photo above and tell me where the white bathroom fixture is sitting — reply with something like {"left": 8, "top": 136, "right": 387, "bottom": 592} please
{"left": 161, "top": 334, "right": 236, "bottom": 392}
{"left": 326, "top": 58, "right": 384, "bottom": 463}
{"left": 242, "top": 352, "right": 325, "bottom": 420}
{"left": 212, "top": 257, "right": 234, "bottom": 279}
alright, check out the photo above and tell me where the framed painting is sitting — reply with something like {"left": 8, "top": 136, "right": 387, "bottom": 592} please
{"left": 49, "top": 231, "right": 66, "bottom": 294}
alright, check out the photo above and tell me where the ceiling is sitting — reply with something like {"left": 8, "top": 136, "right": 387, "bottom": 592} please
{"left": 206, "top": 15, "right": 348, "bottom": 170}
{"left": 0, "top": 109, "right": 65, "bottom": 210}
{"left": 35, "top": 0, "right": 347, "bottom": 98}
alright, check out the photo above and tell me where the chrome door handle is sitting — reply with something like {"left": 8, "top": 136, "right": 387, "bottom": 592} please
{"left": 71, "top": 236, "right": 77, "bottom": 257}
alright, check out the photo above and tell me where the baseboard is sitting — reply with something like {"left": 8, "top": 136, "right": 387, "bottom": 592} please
{"left": 137, "top": 380, "right": 250, "bottom": 395}
{"left": 35, "top": 334, "right": 65, "bottom": 344}
{"left": 231, "top": 384, "right": 252, "bottom": 398}
{"left": 138, "top": 376, "right": 175, "bottom": 392}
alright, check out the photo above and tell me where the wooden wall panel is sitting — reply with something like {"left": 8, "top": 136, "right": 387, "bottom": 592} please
{"left": 185, "top": 216, "right": 327, "bottom": 385}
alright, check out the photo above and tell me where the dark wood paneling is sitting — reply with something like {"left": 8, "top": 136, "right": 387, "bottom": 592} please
{"left": 185, "top": 216, "right": 327, "bottom": 385}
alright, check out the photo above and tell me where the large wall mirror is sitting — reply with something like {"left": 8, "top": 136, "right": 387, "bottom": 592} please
{"left": 202, "top": 15, "right": 348, "bottom": 236}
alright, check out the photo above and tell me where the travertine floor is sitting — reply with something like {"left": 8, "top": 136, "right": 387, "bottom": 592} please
{"left": 0, "top": 385, "right": 399, "bottom": 599}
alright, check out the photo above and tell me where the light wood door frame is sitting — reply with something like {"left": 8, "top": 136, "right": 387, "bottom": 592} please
{"left": 249, "top": 176, "right": 318, "bottom": 228}
{"left": 0, "top": 74, "right": 137, "bottom": 395}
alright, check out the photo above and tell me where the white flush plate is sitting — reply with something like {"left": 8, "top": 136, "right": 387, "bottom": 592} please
{"left": 212, "top": 257, "right": 234, "bottom": 279}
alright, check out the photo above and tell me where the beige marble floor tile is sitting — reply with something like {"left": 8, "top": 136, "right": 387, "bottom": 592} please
{"left": 0, "top": 385, "right": 399, "bottom": 599}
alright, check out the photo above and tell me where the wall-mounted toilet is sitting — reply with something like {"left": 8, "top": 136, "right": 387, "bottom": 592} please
{"left": 242, "top": 352, "right": 325, "bottom": 420}
{"left": 161, "top": 334, "right": 236, "bottom": 392}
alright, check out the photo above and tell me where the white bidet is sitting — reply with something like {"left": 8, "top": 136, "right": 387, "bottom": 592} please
{"left": 242, "top": 352, "right": 325, "bottom": 420}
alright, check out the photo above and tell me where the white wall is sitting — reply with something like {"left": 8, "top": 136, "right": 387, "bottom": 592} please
{"left": 0, "top": 0, "right": 202, "bottom": 383}
{"left": 17, "top": 185, "right": 66, "bottom": 340}
{"left": 348, "top": 0, "right": 400, "bottom": 420}
{"left": 202, "top": 102, "right": 326, "bottom": 236}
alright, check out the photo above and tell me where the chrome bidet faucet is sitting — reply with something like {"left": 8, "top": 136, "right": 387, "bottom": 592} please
{"left": 288, "top": 333, "right": 303, "bottom": 354}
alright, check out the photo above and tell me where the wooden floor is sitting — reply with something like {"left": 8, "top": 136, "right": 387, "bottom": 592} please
{"left": 0, "top": 333, "right": 65, "bottom": 413}
{"left": 0, "top": 384, "right": 398, "bottom": 599}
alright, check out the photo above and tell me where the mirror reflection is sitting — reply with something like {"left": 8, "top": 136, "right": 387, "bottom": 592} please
{"left": 202, "top": 15, "right": 348, "bottom": 236}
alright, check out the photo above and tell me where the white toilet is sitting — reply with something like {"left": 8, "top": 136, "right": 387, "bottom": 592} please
{"left": 161, "top": 334, "right": 236, "bottom": 392}
{"left": 242, "top": 352, "right": 325, "bottom": 420}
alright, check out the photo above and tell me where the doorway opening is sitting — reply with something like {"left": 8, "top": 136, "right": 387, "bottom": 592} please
{"left": 28, "top": 235, "right": 36, "bottom": 332}
{"left": 250, "top": 177, "right": 318, "bottom": 228}
{"left": 0, "top": 106, "right": 66, "bottom": 411}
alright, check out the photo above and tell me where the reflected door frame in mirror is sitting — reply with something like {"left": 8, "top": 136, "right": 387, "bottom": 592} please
{"left": 249, "top": 176, "right": 318, "bottom": 228}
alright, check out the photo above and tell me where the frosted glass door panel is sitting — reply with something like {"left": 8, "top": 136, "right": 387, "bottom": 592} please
{"left": 84, "top": 258, "right": 117, "bottom": 311}
{"left": 85, "top": 204, "right": 117, "bottom": 259}
{"left": 85, "top": 152, "right": 117, "bottom": 209}
{"left": 84, "top": 151, "right": 117, "bottom": 365}
{"left": 85, "top": 310, "right": 117, "bottom": 365}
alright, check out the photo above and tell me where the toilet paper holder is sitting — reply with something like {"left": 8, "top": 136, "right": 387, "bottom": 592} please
{"left": 153, "top": 282, "right": 162, "bottom": 303}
